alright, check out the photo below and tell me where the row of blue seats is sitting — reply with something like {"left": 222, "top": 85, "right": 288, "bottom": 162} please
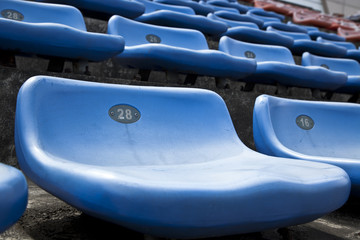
{"left": 1, "top": 0, "right": 360, "bottom": 93}
{"left": 2, "top": 75, "right": 354, "bottom": 238}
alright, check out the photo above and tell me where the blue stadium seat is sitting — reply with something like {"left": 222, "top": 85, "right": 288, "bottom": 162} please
{"left": 262, "top": 21, "right": 308, "bottom": 33}
{"left": 308, "top": 31, "right": 345, "bottom": 41}
{"left": 15, "top": 75, "right": 351, "bottom": 238}
{"left": 154, "top": 0, "right": 214, "bottom": 15}
{"left": 302, "top": 52, "right": 360, "bottom": 93}
{"left": 199, "top": 0, "right": 239, "bottom": 14}
{"left": 264, "top": 22, "right": 345, "bottom": 41}
{"left": 246, "top": 8, "right": 284, "bottom": 23}
{"left": 346, "top": 47, "right": 360, "bottom": 63}
{"left": 205, "top": 0, "right": 252, "bottom": 14}
{"left": 35, "top": 0, "right": 145, "bottom": 19}
{"left": 0, "top": 0, "right": 125, "bottom": 62}
{"left": 287, "top": 21, "right": 319, "bottom": 32}
{"left": 0, "top": 163, "right": 27, "bottom": 233}
{"left": 253, "top": 94, "right": 359, "bottom": 195}
{"left": 267, "top": 27, "right": 347, "bottom": 57}
{"left": 208, "top": 13, "right": 259, "bottom": 28}
{"left": 108, "top": 15, "right": 255, "bottom": 80}
{"left": 219, "top": 36, "right": 347, "bottom": 90}
{"left": 135, "top": 0, "right": 227, "bottom": 35}
{"left": 214, "top": 10, "right": 264, "bottom": 27}
{"left": 222, "top": 27, "right": 294, "bottom": 48}
{"left": 316, "top": 37, "right": 356, "bottom": 50}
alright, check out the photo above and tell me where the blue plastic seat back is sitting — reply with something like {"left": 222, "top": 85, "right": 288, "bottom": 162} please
{"left": 200, "top": 1, "right": 238, "bottom": 14}
{"left": 16, "top": 76, "right": 246, "bottom": 167}
{"left": 154, "top": 0, "right": 214, "bottom": 15}
{"left": 267, "top": 26, "right": 310, "bottom": 40}
{"left": 208, "top": 13, "right": 259, "bottom": 29}
{"left": 302, "top": 52, "right": 360, "bottom": 76}
{"left": 1, "top": 0, "right": 86, "bottom": 31}
{"left": 108, "top": 15, "right": 209, "bottom": 50}
{"left": 317, "top": 37, "right": 356, "bottom": 50}
{"left": 219, "top": 36, "right": 295, "bottom": 64}
{"left": 287, "top": 21, "right": 319, "bottom": 32}
{"left": 214, "top": 10, "right": 264, "bottom": 27}
{"left": 136, "top": 0, "right": 195, "bottom": 14}
{"left": 206, "top": 0, "right": 250, "bottom": 13}
{"left": 0, "top": 163, "right": 28, "bottom": 233}
{"left": 254, "top": 94, "right": 360, "bottom": 159}
{"left": 262, "top": 21, "right": 308, "bottom": 33}
{"left": 247, "top": 8, "right": 284, "bottom": 23}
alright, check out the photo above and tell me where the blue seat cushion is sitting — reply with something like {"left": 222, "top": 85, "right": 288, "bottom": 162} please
{"left": 154, "top": 0, "right": 214, "bottom": 15}
{"left": 291, "top": 40, "right": 347, "bottom": 57}
{"left": 115, "top": 44, "right": 256, "bottom": 78}
{"left": 215, "top": 10, "right": 264, "bottom": 27}
{"left": 0, "top": 19, "right": 125, "bottom": 61}
{"left": 254, "top": 62, "right": 347, "bottom": 90}
{"left": 136, "top": 10, "right": 227, "bottom": 35}
{"left": 309, "top": 31, "right": 346, "bottom": 41}
{"left": 36, "top": 0, "right": 145, "bottom": 19}
{"left": 223, "top": 27, "right": 294, "bottom": 48}
{"left": 0, "top": 163, "right": 27, "bottom": 233}
{"left": 208, "top": 13, "right": 259, "bottom": 29}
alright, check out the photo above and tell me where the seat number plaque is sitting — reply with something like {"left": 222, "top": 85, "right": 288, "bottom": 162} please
{"left": 296, "top": 115, "right": 314, "bottom": 130}
{"left": 109, "top": 105, "right": 141, "bottom": 124}
{"left": 1, "top": 9, "right": 24, "bottom": 21}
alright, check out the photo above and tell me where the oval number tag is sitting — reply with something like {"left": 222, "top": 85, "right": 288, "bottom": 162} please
{"left": 146, "top": 34, "right": 161, "bottom": 43}
{"left": 109, "top": 105, "right": 141, "bottom": 124}
{"left": 244, "top": 51, "right": 256, "bottom": 59}
{"left": 296, "top": 115, "right": 314, "bottom": 130}
{"left": 1, "top": 9, "right": 24, "bottom": 21}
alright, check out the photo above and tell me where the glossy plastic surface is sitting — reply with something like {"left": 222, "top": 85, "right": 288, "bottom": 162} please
{"left": 154, "top": 0, "right": 214, "bottom": 15}
{"left": 36, "top": 0, "right": 145, "bottom": 19}
{"left": 214, "top": 10, "right": 264, "bottom": 27}
{"left": 309, "top": 31, "right": 345, "bottom": 41}
{"left": 200, "top": 1, "right": 239, "bottom": 14}
{"left": 267, "top": 27, "right": 347, "bottom": 57}
{"left": 0, "top": 163, "right": 28, "bottom": 233}
{"left": 262, "top": 21, "right": 308, "bottom": 33}
{"left": 292, "top": 11, "right": 332, "bottom": 29}
{"left": 317, "top": 37, "right": 355, "bottom": 50}
{"left": 246, "top": 8, "right": 284, "bottom": 23}
{"left": 253, "top": 94, "right": 359, "bottom": 195}
{"left": 135, "top": 0, "right": 227, "bottom": 35}
{"left": 108, "top": 16, "right": 255, "bottom": 78}
{"left": 16, "top": 76, "right": 351, "bottom": 238}
{"left": 0, "top": 0, "right": 124, "bottom": 61}
{"left": 208, "top": 13, "right": 259, "bottom": 28}
{"left": 223, "top": 27, "right": 293, "bottom": 48}
{"left": 206, "top": 0, "right": 251, "bottom": 13}
{"left": 219, "top": 36, "right": 347, "bottom": 89}
{"left": 302, "top": 52, "right": 360, "bottom": 93}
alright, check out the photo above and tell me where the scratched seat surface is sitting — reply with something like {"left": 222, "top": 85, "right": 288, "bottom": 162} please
{"left": 0, "top": 0, "right": 124, "bottom": 61}
{"left": 108, "top": 15, "right": 255, "bottom": 79}
{"left": 253, "top": 94, "right": 360, "bottom": 195}
{"left": 219, "top": 36, "right": 347, "bottom": 90}
{"left": 15, "top": 75, "right": 351, "bottom": 238}
{"left": 302, "top": 52, "right": 360, "bottom": 93}
{"left": 0, "top": 163, "right": 27, "bottom": 233}
{"left": 35, "top": 0, "right": 145, "bottom": 19}
{"left": 135, "top": 0, "right": 227, "bottom": 35}
{"left": 267, "top": 27, "right": 347, "bottom": 57}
